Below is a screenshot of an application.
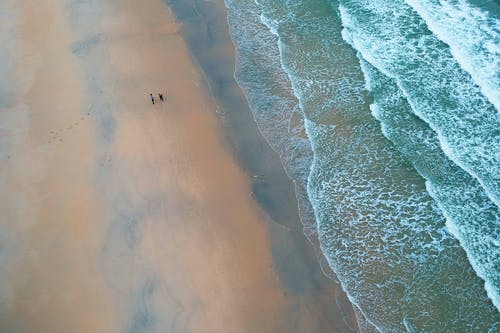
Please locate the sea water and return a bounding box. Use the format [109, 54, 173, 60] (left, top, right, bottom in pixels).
[224, 0, 500, 331]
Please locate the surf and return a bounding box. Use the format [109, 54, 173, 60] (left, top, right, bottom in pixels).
[338, 0, 500, 208]
[403, 0, 500, 112]
[224, 0, 500, 330]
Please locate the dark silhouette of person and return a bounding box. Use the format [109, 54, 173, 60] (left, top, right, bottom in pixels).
[159, 93, 164, 102]
[150, 93, 155, 105]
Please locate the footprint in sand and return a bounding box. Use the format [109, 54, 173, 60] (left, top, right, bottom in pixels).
[48, 113, 91, 144]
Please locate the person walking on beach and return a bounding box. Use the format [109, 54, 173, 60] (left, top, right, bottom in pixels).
[150, 93, 155, 105]
[159, 93, 164, 102]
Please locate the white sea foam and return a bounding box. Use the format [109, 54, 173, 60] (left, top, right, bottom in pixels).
[338, 0, 500, 208]
[403, 0, 500, 112]
[225, 0, 330, 276]
[226, 0, 500, 330]
[265, 1, 500, 329]
[358, 44, 500, 321]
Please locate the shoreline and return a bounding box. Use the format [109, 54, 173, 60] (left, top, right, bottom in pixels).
[1, 0, 357, 331]
[165, 0, 358, 331]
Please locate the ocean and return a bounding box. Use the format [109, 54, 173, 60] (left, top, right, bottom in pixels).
[224, 0, 500, 332]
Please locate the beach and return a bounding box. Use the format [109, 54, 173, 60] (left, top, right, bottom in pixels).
[0, 0, 355, 332]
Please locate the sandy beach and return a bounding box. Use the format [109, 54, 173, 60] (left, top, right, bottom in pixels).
[0, 0, 355, 332]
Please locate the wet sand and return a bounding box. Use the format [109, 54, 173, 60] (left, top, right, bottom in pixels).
[167, 0, 358, 331]
[0, 0, 355, 332]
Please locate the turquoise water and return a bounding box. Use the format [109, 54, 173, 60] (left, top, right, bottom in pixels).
[224, 0, 500, 331]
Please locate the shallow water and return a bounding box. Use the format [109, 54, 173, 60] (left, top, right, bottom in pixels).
[224, 0, 500, 331]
